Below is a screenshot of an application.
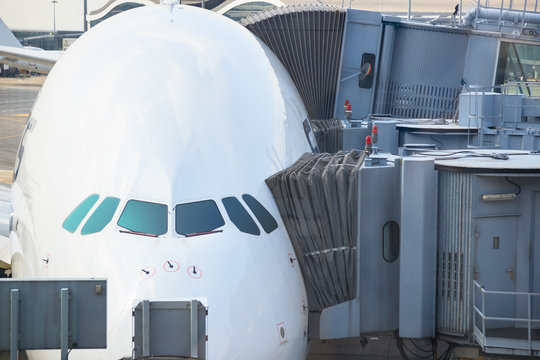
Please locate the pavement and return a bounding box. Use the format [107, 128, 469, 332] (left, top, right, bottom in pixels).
[0, 76, 46, 88]
[0, 76, 44, 184]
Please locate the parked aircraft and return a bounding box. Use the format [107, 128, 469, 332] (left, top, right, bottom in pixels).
[0, 19, 59, 74]
[9, 2, 314, 359]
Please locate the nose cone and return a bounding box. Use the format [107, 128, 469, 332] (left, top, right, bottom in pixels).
[22, 4, 310, 201]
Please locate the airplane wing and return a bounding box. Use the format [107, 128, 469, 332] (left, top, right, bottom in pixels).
[0, 45, 60, 67]
[0, 18, 61, 74]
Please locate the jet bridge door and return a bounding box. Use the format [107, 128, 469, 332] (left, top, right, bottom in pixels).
[475, 216, 517, 328]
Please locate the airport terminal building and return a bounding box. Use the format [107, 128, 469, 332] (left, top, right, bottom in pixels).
[0, 0, 282, 50]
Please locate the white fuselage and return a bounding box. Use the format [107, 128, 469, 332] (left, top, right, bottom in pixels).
[10, 5, 312, 359]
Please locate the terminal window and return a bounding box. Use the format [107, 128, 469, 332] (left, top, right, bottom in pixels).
[496, 42, 540, 95]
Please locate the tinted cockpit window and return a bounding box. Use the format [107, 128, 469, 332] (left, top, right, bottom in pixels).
[117, 200, 167, 236]
[175, 200, 225, 236]
[242, 194, 278, 234]
[222, 197, 260, 236]
[81, 197, 121, 235]
[63, 194, 99, 233]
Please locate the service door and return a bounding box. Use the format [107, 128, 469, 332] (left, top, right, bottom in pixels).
[475, 216, 517, 328]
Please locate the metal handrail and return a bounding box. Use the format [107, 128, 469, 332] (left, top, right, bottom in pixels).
[472, 0, 540, 29]
[464, 85, 504, 148]
[463, 82, 540, 148]
[473, 280, 540, 355]
[503, 81, 540, 97]
[480, 0, 540, 14]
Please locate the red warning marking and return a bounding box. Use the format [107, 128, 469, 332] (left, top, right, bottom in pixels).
[163, 260, 180, 273]
[187, 265, 202, 279]
[141, 266, 156, 279]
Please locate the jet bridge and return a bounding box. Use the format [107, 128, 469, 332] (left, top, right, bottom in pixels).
[267, 149, 540, 357]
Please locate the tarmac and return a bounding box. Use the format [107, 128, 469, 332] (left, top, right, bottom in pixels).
[0, 76, 44, 185]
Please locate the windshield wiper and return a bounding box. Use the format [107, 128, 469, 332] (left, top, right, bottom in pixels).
[119, 226, 158, 238]
[185, 229, 223, 237]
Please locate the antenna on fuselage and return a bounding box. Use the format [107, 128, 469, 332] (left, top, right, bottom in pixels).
[160, 0, 180, 13]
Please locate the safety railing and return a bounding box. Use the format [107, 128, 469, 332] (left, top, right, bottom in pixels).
[467, 0, 540, 30]
[464, 85, 504, 148]
[503, 81, 540, 97]
[473, 280, 540, 356]
[462, 82, 540, 147]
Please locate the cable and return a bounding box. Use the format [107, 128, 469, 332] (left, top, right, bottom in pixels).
[393, 330, 410, 360]
[409, 339, 433, 353]
[402, 341, 434, 359]
[416, 150, 485, 157]
[437, 343, 455, 360]
[505, 176, 521, 195]
[429, 134, 443, 149]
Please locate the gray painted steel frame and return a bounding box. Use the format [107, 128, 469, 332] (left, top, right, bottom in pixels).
[0, 279, 107, 357]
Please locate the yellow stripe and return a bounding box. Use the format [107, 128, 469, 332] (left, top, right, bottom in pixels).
[0, 117, 25, 123]
[0, 134, 21, 139]
[0, 114, 28, 118]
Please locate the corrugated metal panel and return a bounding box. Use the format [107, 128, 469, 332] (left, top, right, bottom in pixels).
[437, 171, 474, 335]
[242, 5, 346, 120]
[375, 26, 469, 119]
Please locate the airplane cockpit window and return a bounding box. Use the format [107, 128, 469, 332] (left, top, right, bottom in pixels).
[81, 197, 121, 235]
[117, 199, 168, 237]
[241, 194, 278, 234]
[63, 194, 100, 233]
[222, 197, 261, 236]
[175, 200, 225, 236]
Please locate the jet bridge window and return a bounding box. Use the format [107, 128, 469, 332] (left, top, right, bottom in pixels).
[495, 42, 540, 95]
[382, 221, 400, 263]
[118, 200, 168, 236]
[175, 200, 225, 236]
[63, 194, 100, 233]
[242, 194, 278, 234]
[222, 197, 260, 236]
[222, 2, 277, 22]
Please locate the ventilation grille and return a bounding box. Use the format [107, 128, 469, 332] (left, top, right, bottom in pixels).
[242, 5, 346, 120]
[437, 171, 474, 335]
[375, 81, 461, 119]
